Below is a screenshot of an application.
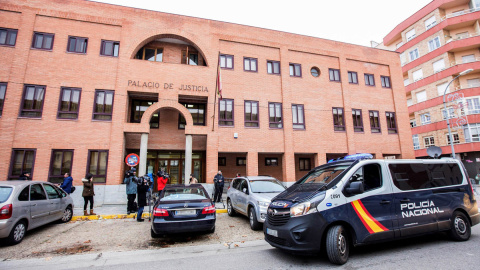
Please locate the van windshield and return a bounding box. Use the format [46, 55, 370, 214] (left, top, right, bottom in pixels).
[298, 165, 351, 185]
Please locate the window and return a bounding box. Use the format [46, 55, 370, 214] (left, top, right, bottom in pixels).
[409, 48, 419, 61]
[48, 150, 73, 183]
[412, 69, 423, 82]
[381, 76, 391, 88]
[428, 37, 441, 51]
[329, 69, 341, 82]
[446, 133, 460, 145]
[404, 78, 410, 86]
[400, 53, 407, 65]
[31, 32, 54, 50]
[364, 74, 375, 86]
[218, 157, 226, 166]
[410, 119, 417, 128]
[424, 136, 435, 147]
[396, 41, 404, 49]
[310, 67, 320, 77]
[442, 107, 456, 119]
[244, 57, 257, 72]
[0, 28, 17, 46]
[244, 100, 259, 127]
[407, 98, 413, 106]
[352, 109, 363, 132]
[0, 82, 6, 117]
[93, 90, 114, 121]
[44, 184, 61, 199]
[289, 63, 301, 77]
[456, 31, 469, 39]
[351, 164, 382, 192]
[406, 29, 416, 41]
[389, 163, 462, 191]
[413, 134, 420, 150]
[466, 97, 480, 114]
[236, 157, 246, 166]
[299, 158, 311, 171]
[425, 16, 437, 30]
[57, 87, 81, 119]
[179, 103, 206, 129]
[219, 99, 234, 126]
[292, 104, 305, 129]
[220, 54, 234, 69]
[18, 186, 29, 201]
[464, 123, 480, 142]
[131, 100, 160, 128]
[265, 158, 278, 166]
[9, 149, 36, 180]
[437, 82, 449, 96]
[30, 184, 46, 201]
[467, 78, 480, 88]
[420, 113, 431, 125]
[100, 40, 119, 57]
[20, 85, 46, 118]
[432, 59, 445, 73]
[267, 60, 280, 74]
[67, 36, 88, 53]
[348, 71, 358, 84]
[369, 110, 381, 133]
[462, 54, 476, 63]
[332, 107, 345, 131]
[386, 112, 397, 134]
[87, 150, 108, 183]
[136, 47, 163, 62]
[269, 102, 283, 128]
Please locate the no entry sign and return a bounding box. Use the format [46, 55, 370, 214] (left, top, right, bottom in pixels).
[125, 153, 140, 167]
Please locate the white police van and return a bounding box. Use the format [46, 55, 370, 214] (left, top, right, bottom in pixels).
[264, 154, 479, 265]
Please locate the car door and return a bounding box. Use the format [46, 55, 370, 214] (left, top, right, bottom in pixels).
[43, 183, 63, 221]
[29, 183, 51, 228]
[229, 179, 239, 210]
[344, 162, 395, 243]
[237, 180, 249, 214]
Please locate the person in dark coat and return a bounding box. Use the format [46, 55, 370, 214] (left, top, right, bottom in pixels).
[60, 173, 73, 194]
[213, 170, 225, 203]
[124, 168, 138, 214]
[82, 173, 95, 216]
[19, 172, 31, 180]
[136, 176, 149, 222]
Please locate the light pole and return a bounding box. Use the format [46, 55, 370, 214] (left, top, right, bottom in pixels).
[443, 69, 474, 158]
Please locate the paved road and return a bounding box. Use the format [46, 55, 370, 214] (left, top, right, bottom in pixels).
[2, 225, 480, 269]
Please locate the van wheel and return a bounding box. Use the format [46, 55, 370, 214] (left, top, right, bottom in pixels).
[8, 220, 27, 245]
[448, 211, 471, 241]
[227, 199, 236, 217]
[249, 207, 262, 231]
[326, 225, 349, 265]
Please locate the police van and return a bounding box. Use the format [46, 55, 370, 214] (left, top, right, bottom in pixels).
[264, 155, 479, 265]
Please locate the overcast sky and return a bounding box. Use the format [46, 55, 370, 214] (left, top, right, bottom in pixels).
[92, 0, 432, 47]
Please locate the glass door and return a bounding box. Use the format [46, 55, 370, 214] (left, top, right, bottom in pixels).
[169, 160, 180, 184]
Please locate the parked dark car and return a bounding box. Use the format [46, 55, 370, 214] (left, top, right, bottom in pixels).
[151, 184, 215, 237]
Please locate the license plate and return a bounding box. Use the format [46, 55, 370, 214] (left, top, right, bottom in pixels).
[176, 210, 196, 216]
[266, 228, 278, 237]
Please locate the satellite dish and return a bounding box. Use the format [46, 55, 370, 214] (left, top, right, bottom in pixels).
[427, 146, 442, 159]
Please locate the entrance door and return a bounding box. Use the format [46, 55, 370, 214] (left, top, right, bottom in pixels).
[169, 160, 180, 184]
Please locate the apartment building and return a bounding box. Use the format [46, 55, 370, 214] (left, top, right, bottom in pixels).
[0, 0, 414, 201]
[378, 0, 480, 176]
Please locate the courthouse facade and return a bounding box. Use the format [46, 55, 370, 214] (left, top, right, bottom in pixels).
[0, 0, 414, 188]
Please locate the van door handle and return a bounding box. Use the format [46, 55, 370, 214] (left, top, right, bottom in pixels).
[380, 200, 391, 204]
[400, 199, 410, 203]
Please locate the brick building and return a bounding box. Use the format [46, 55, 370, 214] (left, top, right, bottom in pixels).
[0, 0, 414, 194]
[378, 0, 480, 177]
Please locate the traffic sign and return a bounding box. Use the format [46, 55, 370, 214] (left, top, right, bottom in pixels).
[125, 153, 140, 167]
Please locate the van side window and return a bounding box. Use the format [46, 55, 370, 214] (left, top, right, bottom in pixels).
[351, 164, 382, 192]
[389, 163, 462, 190]
[426, 163, 462, 187]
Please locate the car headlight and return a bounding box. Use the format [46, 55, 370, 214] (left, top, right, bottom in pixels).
[290, 193, 326, 217]
[258, 201, 270, 207]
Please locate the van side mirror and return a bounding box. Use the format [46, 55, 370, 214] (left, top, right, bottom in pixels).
[345, 181, 364, 195]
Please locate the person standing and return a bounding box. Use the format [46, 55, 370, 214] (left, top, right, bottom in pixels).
[213, 171, 224, 203]
[136, 176, 149, 222]
[156, 170, 168, 196]
[19, 172, 31, 180]
[60, 173, 73, 194]
[82, 173, 96, 216]
[189, 174, 198, 184]
[124, 168, 138, 214]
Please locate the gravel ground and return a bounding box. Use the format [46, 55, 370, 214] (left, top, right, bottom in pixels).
[0, 213, 263, 260]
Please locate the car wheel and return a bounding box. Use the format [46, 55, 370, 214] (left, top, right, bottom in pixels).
[227, 199, 236, 217]
[60, 207, 73, 223]
[249, 207, 262, 231]
[8, 220, 27, 245]
[326, 225, 349, 265]
[151, 228, 161, 238]
[448, 211, 471, 241]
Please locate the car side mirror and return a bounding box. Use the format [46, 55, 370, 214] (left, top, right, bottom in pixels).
[345, 181, 364, 195]
[242, 188, 249, 194]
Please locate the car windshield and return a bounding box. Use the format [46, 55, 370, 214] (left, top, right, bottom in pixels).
[250, 180, 286, 193]
[0, 187, 13, 203]
[298, 164, 351, 185]
[160, 187, 208, 201]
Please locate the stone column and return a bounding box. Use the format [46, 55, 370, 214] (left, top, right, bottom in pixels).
[139, 133, 149, 176]
[185, 134, 193, 185]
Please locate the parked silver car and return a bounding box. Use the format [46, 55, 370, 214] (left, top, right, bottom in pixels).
[0, 181, 74, 245]
[226, 176, 286, 230]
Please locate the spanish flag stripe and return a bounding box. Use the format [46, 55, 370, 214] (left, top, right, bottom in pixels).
[351, 201, 374, 234]
[356, 199, 389, 231]
[351, 200, 387, 233]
